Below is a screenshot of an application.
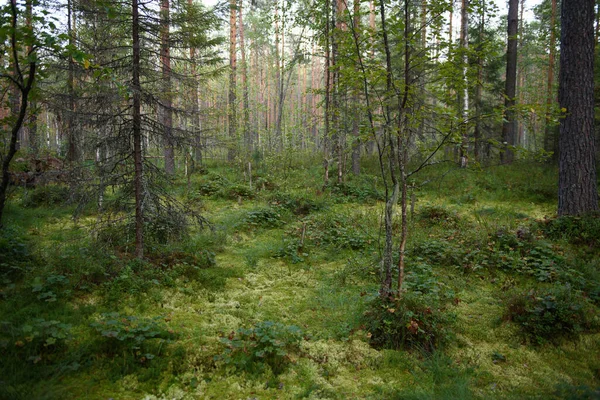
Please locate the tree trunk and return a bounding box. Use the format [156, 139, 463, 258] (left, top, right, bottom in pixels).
[132, 0, 145, 257]
[67, 0, 77, 164]
[459, 0, 469, 168]
[238, 2, 251, 153]
[502, 0, 518, 163]
[558, 0, 599, 215]
[189, 0, 202, 166]
[351, 0, 361, 176]
[228, 0, 237, 161]
[161, 0, 175, 175]
[544, 0, 558, 158]
[0, 1, 36, 228]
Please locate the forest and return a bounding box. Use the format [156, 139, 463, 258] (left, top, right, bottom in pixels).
[0, 0, 599, 398]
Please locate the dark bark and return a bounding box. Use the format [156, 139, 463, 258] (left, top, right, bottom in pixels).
[0, 0, 36, 228]
[543, 0, 558, 158]
[502, 0, 518, 163]
[161, 0, 175, 175]
[558, 0, 599, 215]
[132, 0, 144, 257]
[228, 0, 237, 161]
[238, 2, 251, 152]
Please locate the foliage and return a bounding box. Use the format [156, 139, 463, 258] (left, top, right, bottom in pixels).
[538, 213, 600, 248]
[90, 312, 175, 361]
[243, 207, 284, 228]
[504, 285, 599, 344]
[298, 211, 374, 251]
[362, 293, 456, 352]
[0, 318, 72, 363]
[217, 320, 303, 375]
[330, 180, 384, 203]
[269, 191, 326, 216]
[21, 185, 70, 208]
[417, 205, 460, 227]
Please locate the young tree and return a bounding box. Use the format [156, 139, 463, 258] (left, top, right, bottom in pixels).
[502, 0, 518, 163]
[557, 0, 599, 215]
[0, 0, 37, 227]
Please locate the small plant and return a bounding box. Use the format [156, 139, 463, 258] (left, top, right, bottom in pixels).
[90, 312, 175, 361]
[270, 192, 325, 216]
[362, 293, 456, 352]
[244, 207, 284, 228]
[0, 318, 72, 364]
[217, 320, 303, 375]
[538, 213, 600, 248]
[417, 205, 460, 227]
[222, 183, 254, 200]
[21, 185, 70, 208]
[31, 274, 70, 302]
[504, 286, 598, 345]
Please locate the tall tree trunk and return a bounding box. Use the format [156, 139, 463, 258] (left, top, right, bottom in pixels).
[474, 2, 484, 162]
[228, 0, 237, 161]
[459, 0, 469, 168]
[26, 0, 37, 156]
[351, 0, 361, 176]
[544, 0, 558, 158]
[67, 0, 77, 164]
[558, 0, 599, 215]
[335, 0, 346, 184]
[0, 0, 36, 228]
[161, 0, 175, 175]
[502, 0, 518, 163]
[189, 0, 202, 166]
[238, 1, 251, 153]
[324, 0, 331, 185]
[132, 0, 144, 257]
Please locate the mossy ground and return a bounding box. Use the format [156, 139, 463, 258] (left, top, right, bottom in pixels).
[0, 158, 598, 399]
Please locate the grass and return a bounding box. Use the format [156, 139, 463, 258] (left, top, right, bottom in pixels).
[0, 160, 599, 399]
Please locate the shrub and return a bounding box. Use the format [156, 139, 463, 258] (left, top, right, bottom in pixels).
[362, 293, 456, 352]
[217, 320, 303, 375]
[504, 286, 598, 345]
[244, 207, 284, 228]
[0, 318, 72, 364]
[90, 312, 176, 361]
[330, 181, 383, 203]
[538, 213, 600, 248]
[21, 185, 70, 208]
[417, 205, 460, 227]
[221, 183, 254, 200]
[270, 192, 325, 216]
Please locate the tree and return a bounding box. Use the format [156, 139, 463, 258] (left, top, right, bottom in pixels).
[0, 0, 37, 227]
[557, 0, 599, 215]
[502, 0, 518, 163]
[228, 0, 237, 161]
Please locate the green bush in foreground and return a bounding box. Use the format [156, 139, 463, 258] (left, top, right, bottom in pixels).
[504, 285, 598, 345]
[363, 293, 456, 353]
[217, 320, 303, 375]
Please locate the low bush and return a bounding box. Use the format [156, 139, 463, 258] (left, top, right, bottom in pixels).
[90, 312, 176, 362]
[362, 293, 456, 352]
[0, 318, 72, 364]
[269, 192, 325, 216]
[244, 207, 285, 228]
[21, 185, 70, 208]
[538, 213, 600, 248]
[504, 285, 598, 345]
[217, 320, 303, 375]
[417, 205, 460, 227]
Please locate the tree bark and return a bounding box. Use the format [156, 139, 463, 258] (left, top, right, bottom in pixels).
[161, 0, 175, 175]
[0, 0, 36, 228]
[459, 0, 469, 168]
[502, 0, 518, 163]
[558, 0, 599, 215]
[238, 1, 251, 153]
[132, 0, 144, 257]
[543, 0, 558, 157]
[228, 0, 237, 161]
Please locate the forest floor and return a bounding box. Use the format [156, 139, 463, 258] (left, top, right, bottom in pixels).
[1, 156, 599, 399]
